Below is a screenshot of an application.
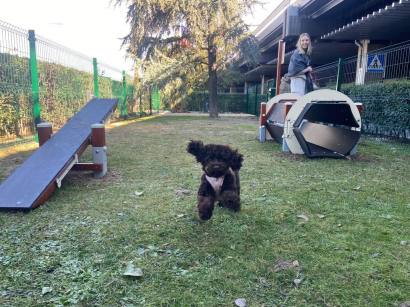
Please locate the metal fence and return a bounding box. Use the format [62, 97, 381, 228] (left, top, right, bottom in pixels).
[0, 19, 136, 147]
[185, 92, 248, 113]
[185, 85, 273, 116]
[0, 21, 32, 145]
[313, 41, 410, 140]
[315, 40, 410, 89]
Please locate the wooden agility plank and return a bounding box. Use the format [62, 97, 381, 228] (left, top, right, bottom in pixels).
[0, 98, 117, 210]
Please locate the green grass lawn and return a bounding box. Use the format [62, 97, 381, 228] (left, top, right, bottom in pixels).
[0, 114, 409, 306]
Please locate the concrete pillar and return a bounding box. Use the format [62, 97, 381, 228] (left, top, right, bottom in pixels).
[261, 74, 265, 94]
[355, 39, 370, 85]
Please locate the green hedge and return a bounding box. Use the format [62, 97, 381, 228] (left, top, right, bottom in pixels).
[0, 53, 32, 139]
[342, 80, 410, 139]
[0, 52, 135, 141]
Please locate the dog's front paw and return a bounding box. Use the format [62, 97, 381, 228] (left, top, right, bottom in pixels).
[198, 209, 213, 220]
[197, 196, 215, 220]
[219, 190, 240, 212]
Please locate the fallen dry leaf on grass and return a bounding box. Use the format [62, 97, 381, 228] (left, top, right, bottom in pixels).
[274, 259, 300, 272]
[234, 298, 247, 307]
[134, 191, 144, 197]
[297, 214, 309, 222]
[175, 188, 191, 197]
[123, 263, 143, 278]
[293, 278, 303, 287]
[41, 287, 52, 295]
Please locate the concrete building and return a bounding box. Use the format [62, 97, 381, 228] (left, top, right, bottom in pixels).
[241, 0, 410, 94]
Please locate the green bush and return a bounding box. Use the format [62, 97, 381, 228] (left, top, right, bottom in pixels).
[0, 52, 135, 140]
[0, 53, 32, 138]
[342, 80, 410, 139]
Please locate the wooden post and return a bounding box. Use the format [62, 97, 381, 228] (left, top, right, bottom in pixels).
[91, 123, 107, 178]
[355, 103, 364, 114]
[276, 40, 285, 96]
[260, 103, 267, 126]
[258, 102, 267, 143]
[37, 122, 52, 146]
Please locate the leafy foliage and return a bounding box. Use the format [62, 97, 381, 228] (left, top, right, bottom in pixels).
[342, 80, 410, 138]
[0, 53, 32, 139]
[117, 0, 261, 116]
[0, 52, 135, 141]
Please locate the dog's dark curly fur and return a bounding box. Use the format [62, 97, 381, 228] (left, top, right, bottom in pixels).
[187, 140, 243, 220]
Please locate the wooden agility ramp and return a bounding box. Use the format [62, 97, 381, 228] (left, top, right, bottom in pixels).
[0, 98, 117, 210]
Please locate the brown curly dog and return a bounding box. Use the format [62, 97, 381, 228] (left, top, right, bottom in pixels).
[187, 140, 243, 220]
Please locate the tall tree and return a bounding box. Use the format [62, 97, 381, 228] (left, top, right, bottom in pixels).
[116, 0, 260, 117]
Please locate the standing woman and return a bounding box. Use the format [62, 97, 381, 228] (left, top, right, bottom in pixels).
[287, 33, 314, 96]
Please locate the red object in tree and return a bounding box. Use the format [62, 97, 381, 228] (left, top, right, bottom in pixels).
[180, 38, 191, 48]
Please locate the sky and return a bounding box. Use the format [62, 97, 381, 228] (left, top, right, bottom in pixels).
[1, 0, 282, 76]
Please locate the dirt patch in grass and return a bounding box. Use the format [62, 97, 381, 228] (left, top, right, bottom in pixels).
[272, 151, 307, 161]
[64, 168, 123, 186]
[348, 153, 380, 163]
[0, 150, 35, 180]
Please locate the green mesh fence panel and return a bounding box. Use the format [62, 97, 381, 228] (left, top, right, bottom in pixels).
[99, 64, 134, 117]
[246, 84, 269, 116]
[185, 91, 248, 113]
[0, 21, 34, 145]
[0, 19, 136, 148]
[35, 35, 94, 129]
[151, 86, 161, 112]
[126, 84, 136, 113]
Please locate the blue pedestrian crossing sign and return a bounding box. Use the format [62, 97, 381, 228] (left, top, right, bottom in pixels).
[367, 54, 385, 72]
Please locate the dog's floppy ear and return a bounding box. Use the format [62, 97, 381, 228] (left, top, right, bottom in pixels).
[229, 150, 243, 171]
[187, 140, 205, 163]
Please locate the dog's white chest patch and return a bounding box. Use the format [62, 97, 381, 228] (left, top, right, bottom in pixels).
[205, 175, 224, 195]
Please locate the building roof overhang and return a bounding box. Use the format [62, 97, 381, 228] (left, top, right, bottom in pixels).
[244, 64, 276, 81]
[321, 0, 410, 41]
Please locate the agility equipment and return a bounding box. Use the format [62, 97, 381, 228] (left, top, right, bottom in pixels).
[259, 93, 298, 144]
[0, 98, 117, 210]
[259, 89, 363, 158]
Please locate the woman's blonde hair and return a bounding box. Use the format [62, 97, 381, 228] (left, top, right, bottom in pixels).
[296, 33, 312, 55]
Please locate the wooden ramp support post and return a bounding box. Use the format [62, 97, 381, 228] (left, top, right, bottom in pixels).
[259, 103, 267, 143]
[91, 123, 107, 178]
[37, 122, 53, 146]
[282, 102, 293, 153]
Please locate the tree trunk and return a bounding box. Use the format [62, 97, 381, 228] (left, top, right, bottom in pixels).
[208, 39, 218, 118]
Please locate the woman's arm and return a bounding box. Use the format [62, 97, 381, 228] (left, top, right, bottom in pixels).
[301, 66, 313, 74]
[288, 51, 312, 77]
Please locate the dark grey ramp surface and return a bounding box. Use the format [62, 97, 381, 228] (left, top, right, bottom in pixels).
[0, 98, 117, 209]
